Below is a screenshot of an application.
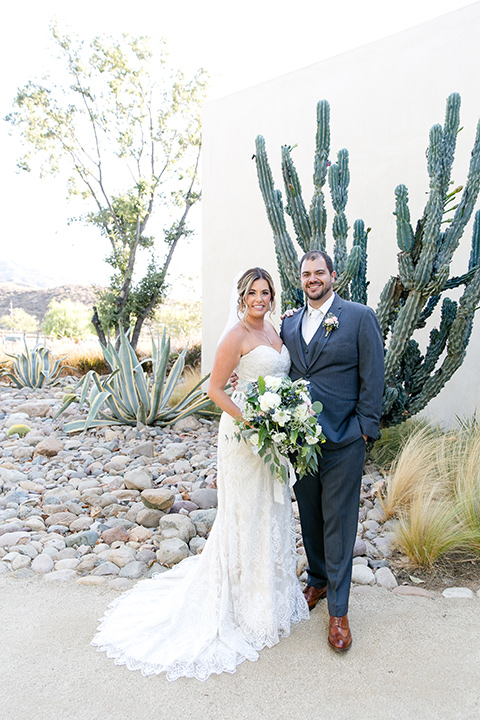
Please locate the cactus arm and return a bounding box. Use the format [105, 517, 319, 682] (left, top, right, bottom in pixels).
[469, 209, 480, 270]
[309, 100, 330, 249]
[375, 276, 401, 341]
[408, 268, 480, 416]
[333, 245, 362, 296]
[350, 219, 368, 305]
[408, 297, 457, 396]
[437, 119, 480, 267]
[255, 135, 302, 308]
[329, 148, 350, 276]
[281, 145, 311, 252]
[414, 125, 445, 287]
[394, 185, 415, 253]
[384, 291, 425, 385]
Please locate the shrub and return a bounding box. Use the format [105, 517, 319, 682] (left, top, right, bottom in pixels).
[0, 308, 37, 333]
[42, 299, 94, 339]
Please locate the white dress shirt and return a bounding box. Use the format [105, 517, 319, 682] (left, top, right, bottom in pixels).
[302, 293, 335, 345]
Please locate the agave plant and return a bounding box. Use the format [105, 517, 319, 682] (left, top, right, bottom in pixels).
[56, 329, 212, 431]
[2, 338, 64, 388]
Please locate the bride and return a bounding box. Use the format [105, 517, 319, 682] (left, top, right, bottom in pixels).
[92, 267, 309, 680]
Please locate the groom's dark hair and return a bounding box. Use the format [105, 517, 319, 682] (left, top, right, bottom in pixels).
[299, 250, 334, 275]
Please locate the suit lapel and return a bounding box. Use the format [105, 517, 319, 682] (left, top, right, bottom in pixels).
[293, 305, 308, 370]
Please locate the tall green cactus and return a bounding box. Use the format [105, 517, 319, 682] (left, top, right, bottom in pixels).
[255, 94, 480, 427]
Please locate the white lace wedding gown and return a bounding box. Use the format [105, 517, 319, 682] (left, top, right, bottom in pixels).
[92, 344, 309, 681]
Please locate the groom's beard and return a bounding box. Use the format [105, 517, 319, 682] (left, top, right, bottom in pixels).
[305, 280, 333, 303]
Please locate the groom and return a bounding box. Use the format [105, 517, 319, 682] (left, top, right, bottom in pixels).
[281, 250, 384, 652]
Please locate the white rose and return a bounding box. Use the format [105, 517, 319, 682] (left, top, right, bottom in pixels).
[271, 431, 287, 444]
[264, 375, 282, 391]
[293, 403, 310, 422]
[272, 408, 291, 426]
[259, 391, 282, 412]
[305, 434, 319, 445]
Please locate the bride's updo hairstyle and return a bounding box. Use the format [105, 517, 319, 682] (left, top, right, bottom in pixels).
[237, 267, 276, 320]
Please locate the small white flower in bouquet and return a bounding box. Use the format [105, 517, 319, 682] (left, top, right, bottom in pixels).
[235, 374, 326, 483]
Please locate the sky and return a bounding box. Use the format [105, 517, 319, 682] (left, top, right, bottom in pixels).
[0, 0, 476, 295]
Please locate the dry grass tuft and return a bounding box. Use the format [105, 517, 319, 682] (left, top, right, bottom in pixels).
[168, 367, 205, 408]
[380, 426, 443, 519]
[383, 422, 480, 568]
[393, 483, 468, 567]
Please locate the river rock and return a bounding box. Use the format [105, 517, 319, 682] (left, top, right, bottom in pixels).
[91, 562, 119, 576]
[189, 488, 218, 509]
[109, 547, 137, 568]
[189, 508, 217, 532]
[33, 437, 64, 457]
[156, 538, 190, 566]
[123, 469, 153, 491]
[65, 530, 99, 548]
[141, 488, 175, 511]
[0, 531, 31, 548]
[173, 416, 201, 432]
[128, 526, 154, 543]
[375, 566, 398, 589]
[100, 526, 130, 544]
[442, 587, 475, 599]
[45, 512, 77, 528]
[136, 508, 163, 527]
[158, 442, 189, 463]
[15, 400, 53, 418]
[160, 514, 196, 543]
[118, 560, 147, 579]
[392, 586, 435, 599]
[352, 564, 375, 585]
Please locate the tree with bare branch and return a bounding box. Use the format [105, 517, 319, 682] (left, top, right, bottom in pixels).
[6, 24, 207, 348]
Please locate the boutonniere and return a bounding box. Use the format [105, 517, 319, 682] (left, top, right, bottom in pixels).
[323, 313, 339, 337]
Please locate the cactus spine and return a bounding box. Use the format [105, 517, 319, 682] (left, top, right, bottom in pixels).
[256, 93, 480, 427]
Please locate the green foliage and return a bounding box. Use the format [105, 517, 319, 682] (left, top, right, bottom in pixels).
[2, 338, 64, 388]
[256, 94, 480, 427]
[7, 424, 31, 438]
[6, 24, 208, 349]
[153, 298, 201, 343]
[0, 308, 38, 333]
[55, 329, 211, 431]
[42, 299, 94, 339]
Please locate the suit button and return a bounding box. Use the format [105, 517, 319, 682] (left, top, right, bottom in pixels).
[305, 373, 310, 378]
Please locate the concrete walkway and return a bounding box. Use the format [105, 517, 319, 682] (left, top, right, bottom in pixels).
[1, 576, 479, 720]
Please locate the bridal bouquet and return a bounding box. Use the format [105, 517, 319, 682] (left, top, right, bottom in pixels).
[235, 375, 326, 483]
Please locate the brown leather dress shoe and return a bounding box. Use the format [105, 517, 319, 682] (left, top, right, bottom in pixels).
[328, 614, 352, 652]
[303, 585, 327, 610]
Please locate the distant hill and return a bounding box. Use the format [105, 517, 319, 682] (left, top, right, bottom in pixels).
[0, 283, 99, 324]
[0, 260, 65, 289]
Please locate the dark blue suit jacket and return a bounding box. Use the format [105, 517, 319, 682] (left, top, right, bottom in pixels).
[281, 294, 384, 450]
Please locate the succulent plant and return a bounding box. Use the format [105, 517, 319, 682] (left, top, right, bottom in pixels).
[55, 329, 212, 431]
[2, 337, 64, 388]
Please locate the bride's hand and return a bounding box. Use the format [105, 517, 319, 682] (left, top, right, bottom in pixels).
[280, 307, 301, 320]
[229, 371, 239, 390]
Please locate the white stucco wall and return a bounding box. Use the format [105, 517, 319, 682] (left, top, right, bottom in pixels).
[202, 2, 480, 426]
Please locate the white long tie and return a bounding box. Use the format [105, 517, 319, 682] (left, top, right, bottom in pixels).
[303, 307, 324, 345]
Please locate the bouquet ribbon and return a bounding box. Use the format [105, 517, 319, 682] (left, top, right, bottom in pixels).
[273, 458, 297, 505]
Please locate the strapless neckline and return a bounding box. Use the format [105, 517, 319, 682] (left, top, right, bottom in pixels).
[241, 344, 287, 359]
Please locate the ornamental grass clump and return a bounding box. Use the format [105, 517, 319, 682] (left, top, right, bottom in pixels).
[394, 482, 468, 567]
[381, 421, 480, 567]
[380, 426, 443, 520]
[55, 329, 211, 431]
